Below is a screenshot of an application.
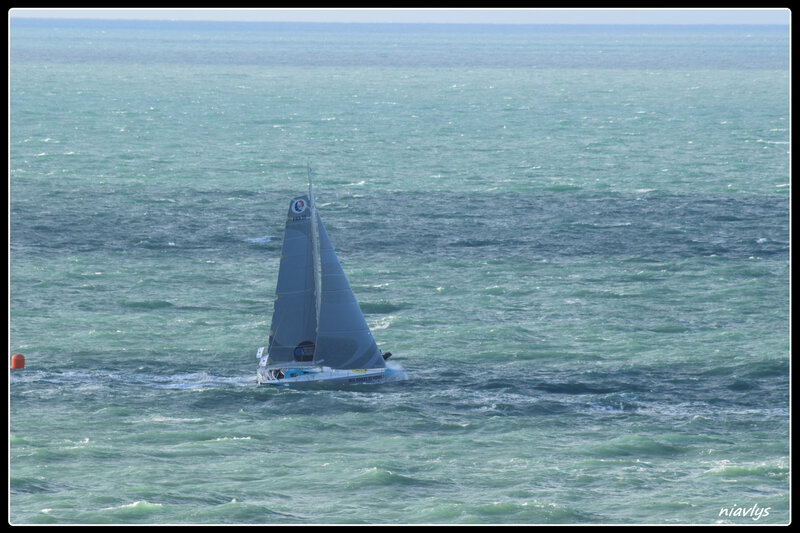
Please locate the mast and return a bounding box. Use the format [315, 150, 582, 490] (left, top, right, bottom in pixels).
[308, 163, 323, 346]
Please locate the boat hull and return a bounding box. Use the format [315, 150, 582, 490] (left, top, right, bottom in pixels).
[257, 365, 407, 386]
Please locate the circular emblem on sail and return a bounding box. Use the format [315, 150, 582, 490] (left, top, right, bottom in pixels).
[291, 199, 307, 214]
[293, 341, 315, 362]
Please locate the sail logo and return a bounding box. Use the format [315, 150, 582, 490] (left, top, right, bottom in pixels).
[291, 199, 307, 214]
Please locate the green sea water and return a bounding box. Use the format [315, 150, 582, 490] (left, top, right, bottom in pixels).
[9, 19, 790, 524]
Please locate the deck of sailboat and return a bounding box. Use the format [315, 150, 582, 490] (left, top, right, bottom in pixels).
[261, 361, 322, 370]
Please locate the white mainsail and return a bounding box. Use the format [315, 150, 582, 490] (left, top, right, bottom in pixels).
[266, 194, 317, 364]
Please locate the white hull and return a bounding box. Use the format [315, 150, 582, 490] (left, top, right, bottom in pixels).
[257, 365, 406, 386]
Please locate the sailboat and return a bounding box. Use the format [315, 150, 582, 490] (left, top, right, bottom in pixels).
[256, 165, 407, 386]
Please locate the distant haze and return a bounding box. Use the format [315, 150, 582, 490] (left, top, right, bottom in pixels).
[8, 8, 791, 25]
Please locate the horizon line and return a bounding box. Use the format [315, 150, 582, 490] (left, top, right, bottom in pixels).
[9, 16, 791, 27]
[8, 8, 791, 26]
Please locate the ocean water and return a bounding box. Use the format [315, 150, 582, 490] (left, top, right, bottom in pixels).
[9, 19, 790, 524]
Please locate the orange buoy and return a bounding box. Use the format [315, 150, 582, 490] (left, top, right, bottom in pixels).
[11, 353, 25, 369]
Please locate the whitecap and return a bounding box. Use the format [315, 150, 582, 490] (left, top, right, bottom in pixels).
[384, 361, 409, 382]
[142, 416, 204, 423]
[371, 316, 394, 330]
[101, 501, 163, 511]
[245, 235, 273, 243]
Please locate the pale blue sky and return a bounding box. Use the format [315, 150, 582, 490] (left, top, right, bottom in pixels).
[8, 8, 791, 25]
